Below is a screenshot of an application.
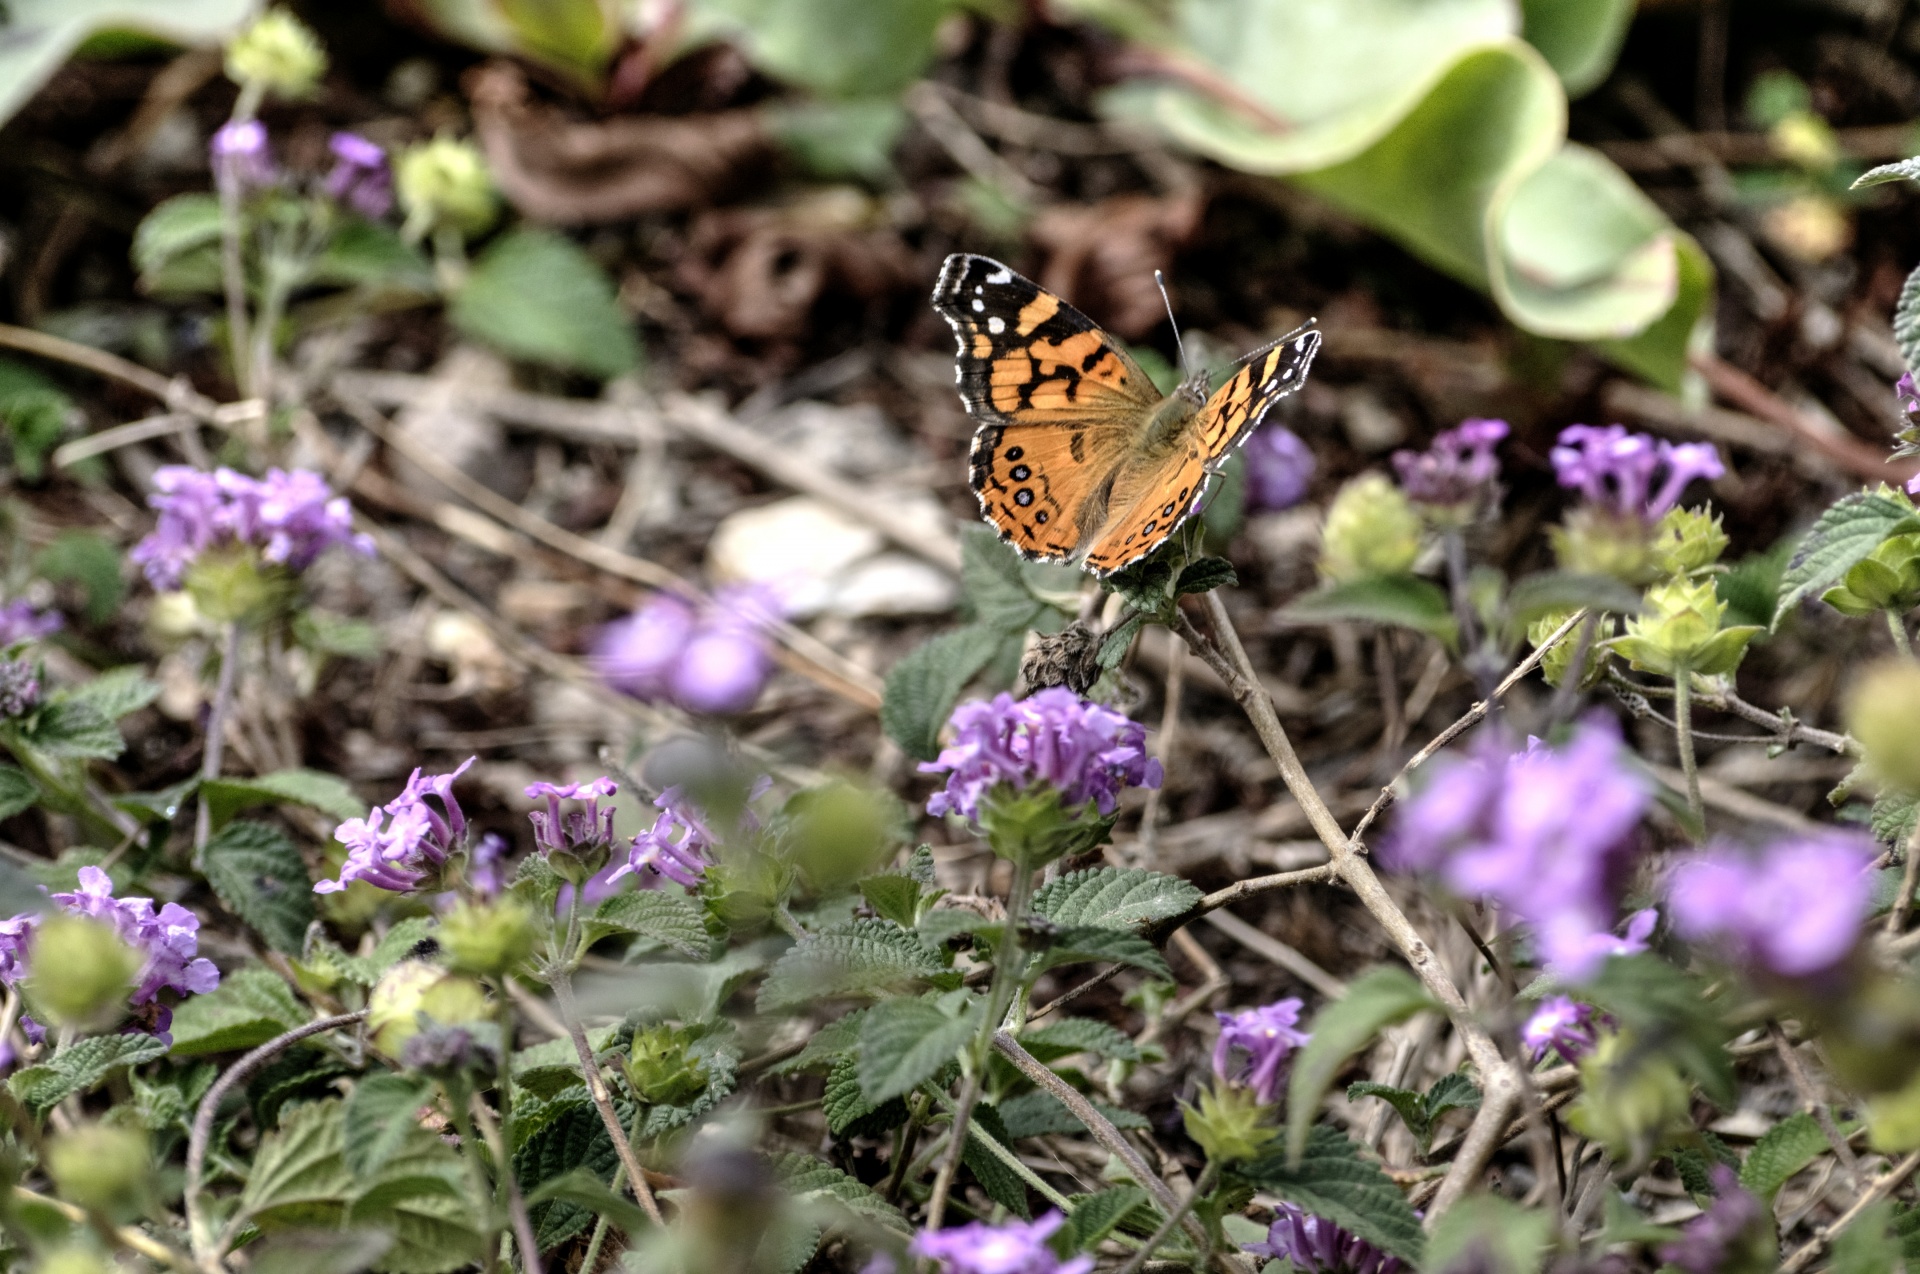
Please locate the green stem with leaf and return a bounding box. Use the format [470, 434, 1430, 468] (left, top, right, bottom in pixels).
[1671, 663, 1704, 834]
[1115, 1160, 1218, 1274]
[1889, 608, 1913, 658]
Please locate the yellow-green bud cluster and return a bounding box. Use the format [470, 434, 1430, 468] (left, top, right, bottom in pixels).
[1529, 610, 1616, 691]
[396, 138, 499, 242]
[1565, 1032, 1692, 1166]
[367, 960, 491, 1058]
[1180, 1080, 1277, 1164]
[1823, 534, 1920, 617]
[1845, 659, 1920, 795]
[624, 1024, 709, 1107]
[28, 915, 139, 1031]
[1651, 505, 1730, 579]
[224, 10, 327, 99]
[438, 897, 538, 978]
[1319, 473, 1421, 583]
[1611, 577, 1760, 678]
[45, 1124, 151, 1220]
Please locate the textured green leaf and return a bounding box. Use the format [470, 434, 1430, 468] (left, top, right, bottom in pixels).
[200, 820, 316, 954]
[36, 531, 124, 625]
[881, 622, 1006, 762]
[240, 1099, 357, 1230]
[1855, 158, 1920, 191]
[314, 917, 438, 989]
[1740, 1112, 1839, 1204]
[1423, 1193, 1552, 1274]
[24, 698, 124, 759]
[857, 995, 980, 1103]
[1424, 1072, 1483, 1120]
[132, 193, 224, 286]
[823, 1055, 910, 1138]
[1236, 1125, 1425, 1264]
[202, 769, 365, 830]
[1775, 490, 1920, 626]
[1504, 571, 1644, 632]
[1287, 968, 1436, 1165]
[996, 1089, 1150, 1140]
[513, 1098, 614, 1248]
[771, 1151, 910, 1234]
[9, 1032, 168, 1112]
[169, 965, 307, 1057]
[450, 229, 639, 378]
[757, 919, 946, 1010]
[1347, 1082, 1433, 1151]
[857, 873, 928, 929]
[1279, 575, 1458, 644]
[61, 667, 160, 721]
[1897, 260, 1920, 376]
[1031, 868, 1201, 932]
[343, 1073, 437, 1177]
[964, 1102, 1030, 1218]
[1176, 556, 1238, 596]
[1025, 926, 1171, 980]
[0, 765, 40, 821]
[522, 1169, 652, 1238]
[1018, 1017, 1145, 1064]
[1832, 1201, 1900, 1274]
[247, 1230, 394, 1274]
[1582, 953, 1734, 1105]
[1061, 1186, 1154, 1252]
[582, 890, 710, 958]
[962, 525, 1057, 633]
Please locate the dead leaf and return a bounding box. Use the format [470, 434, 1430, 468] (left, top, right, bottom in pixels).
[1029, 192, 1206, 340]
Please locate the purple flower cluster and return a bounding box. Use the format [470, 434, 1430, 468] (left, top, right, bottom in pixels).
[607, 782, 758, 890]
[1899, 374, 1920, 495]
[1385, 717, 1654, 981]
[1665, 832, 1875, 979]
[1213, 997, 1311, 1103]
[1244, 425, 1317, 512]
[0, 868, 220, 1039]
[316, 757, 475, 895]
[1658, 1166, 1765, 1274]
[910, 1212, 1091, 1274]
[1245, 1203, 1406, 1274]
[211, 119, 276, 192]
[526, 777, 618, 860]
[0, 600, 60, 648]
[594, 585, 781, 715]
[1521, 995, 1603, 1064]
[0, 661, 38, 718]
[1550, 425, 1724, 522]
[1393, 418, 1508, 509]
[920, 688, 1162, 822]
[131, 466, 372, 590]
[323, 132, 392, 218]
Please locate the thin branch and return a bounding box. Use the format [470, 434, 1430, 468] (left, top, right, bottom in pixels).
[1778, 1151, 1920, 1274]
[15, 1186, 195, 1270]
[1769, 1022, 1860, 1178]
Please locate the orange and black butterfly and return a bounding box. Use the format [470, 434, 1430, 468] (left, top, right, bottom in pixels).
[932, 253, 1321, 575]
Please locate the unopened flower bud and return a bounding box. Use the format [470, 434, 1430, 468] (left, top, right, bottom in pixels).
[1181, 1080, 1277, 1164]
[1611, 578, 1760, 677]
[1566, 1032, 1692, 1167]
[367, 960, 491, 1057]
[439, 897, 538, 977]
[1550, 507, 1658, 584]
[224, 9, 327, 99]
[1529, 610, 1613, 691]
[1651, 505, 1730, 579]
[184, 546, 296, 626]
[1770, 112, 1839, 171]
[45, 1124, 150, 1219]
[0, 660, 39, 718]
[1846, 659, 1920, 794]
[395, 138, 498, 241]
[624, 1024, 708, 1107]
[28, 915, 139, 1031]
[1319, 473, 1421, 582]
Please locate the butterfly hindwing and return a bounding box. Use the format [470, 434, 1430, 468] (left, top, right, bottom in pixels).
[971, 422, 1135, 560]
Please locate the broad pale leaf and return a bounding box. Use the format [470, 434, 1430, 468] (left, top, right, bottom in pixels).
[857, 995, 980, 1102]
[757, 919, 946, 1010]
[200, 820, 316, 954]
[1287, 967, 1436, 1165]
[170, 966, 307, 1056]
[1032, 867, 1202, 932]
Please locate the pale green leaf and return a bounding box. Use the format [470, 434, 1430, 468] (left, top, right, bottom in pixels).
[582, 890, 710, 958]
[199, 820, 316, 954]
[343, 1073, 437, 1177]
[1740, 1112, 1842, 1204]
[757, 919, 946, 1010]
[9, 1032, 168, 1112]
[882, 622, 1007, 762]
[1236, 1124, 1425, 1263]
[202, 769, 366, 829]
[0, 765, 40, 821]
[169, 966, 307, 1057]
[1279, 575, 1458, 645]
[1775, 490, 1920, 626]
[1031, 867, 1201, 932]
[856, 995, 980, 1103]
[450, 229, 638, 379]
[1287, 967, 1437, 1165]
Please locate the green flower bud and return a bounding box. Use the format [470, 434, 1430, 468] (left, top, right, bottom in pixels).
[624, 1024, 709, 1107]
[396, 138, 498, 241]
[184, 545, 297, 626]
[438, 897, 538, 978]
[1549, 507, 1658, 585]
[1319, 473, 1421, 582]
[224, 9, 327, 99]
[45, 1124, 150, 1220]
[977, 784, 1117, 868]
[1822, 534, 1920, 617]
[1610, 577, 1761, 677]
[1846, 659, 1920, 795]
[1651, 505, 1730, 579]
[1529, 610, 1614, 691]
[28, 915, 138, 1032]
[1565, 1032, 1692, 1167]
[1180, 1080, 1277, 1164]
[1770, 112, 1839, 172]
[367, 960, 491, 1057]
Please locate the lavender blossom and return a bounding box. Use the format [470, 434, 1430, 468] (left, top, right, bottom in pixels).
[0, 661, 38, 718]
[210, 119, 276, 191]
[1521, 995, 1603, 1064]
[1213, 998, 1311, 1103]
[1550, 425, 1723, 522]
[52, 868, 220, 1011]
[468, 831, 508, 898]
[1246, 1203, 1406, 1274]
[315, 757, 475, 895]
[920, 688, 1162, 822]
[1666, 832, 1875, 979]
[1898, 375, 1920, 496]
[526, 777, 618, 860]
[1385, 718, 1652, 981]
[1658, 1166, 1766, 1274]
[323, 131, 393, 218]
[131, 466, 371, 590]
[610, 787, 721, 889]
[909, 1212, 1092, 1274]
[1393, 418, 1508, 511]
[594, 586, 780, 715]
[1244, 426, 1317, 512]
[0, 600, 60, 648]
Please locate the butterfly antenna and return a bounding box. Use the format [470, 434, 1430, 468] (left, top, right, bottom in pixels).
[1155, 270, 1189, 374]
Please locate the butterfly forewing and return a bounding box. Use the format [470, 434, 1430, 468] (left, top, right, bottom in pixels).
[1196, 328, 1323, 458]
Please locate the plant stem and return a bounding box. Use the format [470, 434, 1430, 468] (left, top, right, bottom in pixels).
[1672, 666, 1704, 835]
[469, 1094, 543, 1274]
[547, 969, 664, 1226]
[1115, 1160, 1217, 1274]
[925, 860, 1034, 1229]
[1545, 611, 1602, 726]
[1889, 608, 1913, 657]
[885, 1092, 931, 1202]
[194, 623, 244, 852]
[445, 1096, 502, 1274]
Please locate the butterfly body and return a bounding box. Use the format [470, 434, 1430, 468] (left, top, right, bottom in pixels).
[932, 253, 1320, 575]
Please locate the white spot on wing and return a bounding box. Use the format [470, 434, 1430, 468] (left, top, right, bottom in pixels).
[986, 267, 1013, 284]
[972, 299, 984, 312]
[1295, 336, 1311, 350]
[988, 316, 1005, 334]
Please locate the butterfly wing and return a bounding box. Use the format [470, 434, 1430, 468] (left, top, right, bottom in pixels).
[1081, 327, 1323, 575]
[933, 254, 1162, 562]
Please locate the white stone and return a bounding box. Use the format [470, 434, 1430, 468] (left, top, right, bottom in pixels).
[707, 496, 886, 617]
[826, 553, 961, 618]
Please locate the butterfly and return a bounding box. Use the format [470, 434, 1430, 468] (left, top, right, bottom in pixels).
[931, 252, 1321, 576]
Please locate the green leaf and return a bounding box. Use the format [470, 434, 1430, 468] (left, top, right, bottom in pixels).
[1346, 1082, 1433, 1152]
[241, 1097, 357, 1229]
[1739, 1112, 1839, 1204]
[1854, 158, 1920, 190]
[823, 1055, 910, 1138]
[1873, 793, 1918, 851]
[310, 221, 435, 293]
[1176, 556, 1239, 596]
[247, 1230, 394, 1274]
[1061, 1186, 1154, 1253]
[1018, 1017, 1145, 1064]
[881, 622, 1007, 762]
[1774, 489, 1920, 627]
[1287, 967, 1437, 1165]
[0, 358, 71, 483]
[1504, 571, 1644, 633]
[764, 1009, 866, 1078]
[1423, 1193, 1552, 1274]
[1025, 926, 1171, 980]
[0, 765, 40, 821]
[169, 965, 307, 1056]
[581, 890, 710, 958]
[687, 0, 949, 98]
[758, 919, 947, 1010]
[343, 1073, 437, 1177]
[199, 820, 317, 954]
[996, 1089, 1150, 1139]
[9, 1032, 168, 1112]
[132, 192, 225, 288]
[1425, 1071, 1483, 1119]
[36, 531, 124, 625]
[61, 666, 160, 722]
[1581, 953, 1734, 1106]
[771, 1151, 911, 1234]
[1031, 868, 1202, 931]
[1236, 1125, 1425, 1264]
[1279, 575, 1458, 645]
[963, 1102, 1030, 1218]
[1718, 539, 1795, 630]
[522, 1169, 653, 1238]
[857, 995, 981, 1103]
[764, 98, 906, 183]
[1833, 1201, 1901, 1274]
[1519, 0, 1632, 96]
[1897, 260, 1920, 377]
[857, 872, 929, 929]
[449, 228, 639, 379]
[202, 769, 366, 830]
[24, 698, 124, 759]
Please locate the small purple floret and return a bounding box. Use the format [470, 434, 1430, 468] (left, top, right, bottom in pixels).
[1213, 997, 1310, 1103]
[1550, 425, 1723, 522]
[0, 600, 60, 648]
[1521, 995, 1603, 1064]
[1392, 418, 1508, 509]
[595, 585, 781, 715]
[909, 1211, 1092, 1274]
[1658, 1166, 1765, 1274]
[526, 776, 618, 861]
[1244, 426, 1317, 512]
[919, 687, 1162, 822]
[1666, 831, 1875, 979]
[210, 120, 275, 191]
[1245, 1203, 1407, 1274]
[316, 757, 475, 895]
[323, 131, 392, 218]
[131, 466, 372, 590]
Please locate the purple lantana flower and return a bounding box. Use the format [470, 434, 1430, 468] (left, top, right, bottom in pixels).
[0, 600, 60, 648]
[1665, 831, 1875, 979]
[608, 781, 767, 890]
[210, 119, 275, 191]
[1244, 426, 1317, 512]
[1521, 995, 1603, 1064]
[131, 466, 372, 590]
[920, 688, 1162, 823]
[0, 661, 38, 718]
[526, 777, 618, 860]
[1550, 425, 1723, 522]
[1393, 418, 1508, 512]
[909, 1212, 1091, 1274]
[1213, 998, 1311, 1103]
[595, 585, 781, 715]
[1246, 1203, 1406, 1274]
[1385, 717, 1652, 981]
[323, 131, 392, 218]
[316, 757, 475, 894]
[1658, 1166, 1767, 1274]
